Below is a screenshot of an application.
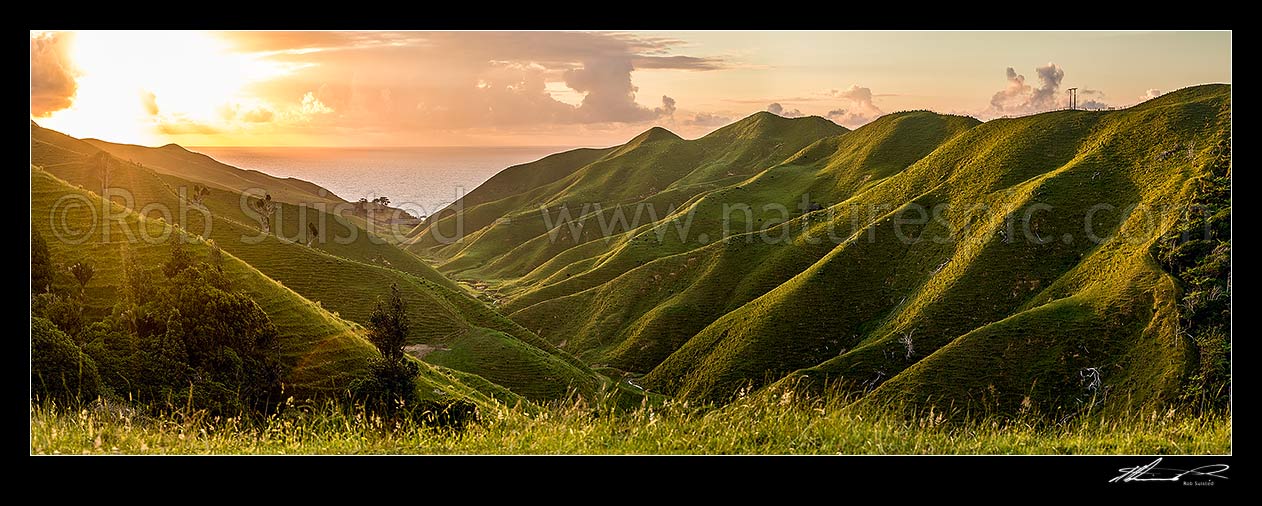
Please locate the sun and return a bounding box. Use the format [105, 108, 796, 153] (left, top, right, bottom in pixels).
[33, 31, 289, 145]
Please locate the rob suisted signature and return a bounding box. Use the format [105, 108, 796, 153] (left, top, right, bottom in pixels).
[1110, 458, 1229, 484]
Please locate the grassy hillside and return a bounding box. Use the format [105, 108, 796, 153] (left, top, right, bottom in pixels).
[30, 166, 522, 408]
[504, 112, 980, 371]
[406, 85, 1231, 415]
[82, 138, 345, 207]
[407, 113, 847, 278]
[31, 126, 600, 402]
[654, 85, 1230, 412]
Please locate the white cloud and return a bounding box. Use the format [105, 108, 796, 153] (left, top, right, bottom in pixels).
[825, 85, 884, 127]
[766, 102, 804, 118]
[300, 91, 333, 116]
[988, 63, 1066, 116]
[686, 112, 731, 127]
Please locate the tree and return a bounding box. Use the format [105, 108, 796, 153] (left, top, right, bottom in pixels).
[306, 222, 320, 247]
[163, 238, 195, 279]
[368, 284, 409, 363]
[121, 245, 156, 305]
[88, 258, 283, 414]
[251, 193, 277, 233]
[32, 228, 53, 295]
[69, 261, 95, 292]
[31, 316, 101, 404]
[189, 183, 211, 206]
[33, 292, 85, 338]
[354, 283, 418, 409]
[92, 151, 113, 194]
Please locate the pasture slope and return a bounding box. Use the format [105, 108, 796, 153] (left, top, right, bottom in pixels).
[409, 84, 1231, 415]
[32, 125, 599, 403]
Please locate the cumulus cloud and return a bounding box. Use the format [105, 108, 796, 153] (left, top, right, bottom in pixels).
[766, 102, 804, 118]
[241, 107, 275, 123]
[989, 63, 1067, 115]
[566, 57, 660, 122]
[830, 85, 873, 103]
[1032, 64, 1065, 106]
[300, 91, 333, 116]
[1075, 89, 1112, 110]
[30, 32, 79, 117]
[686, 112, 732, 127]
[228, 31, 730, 135]
[825, 85, 884, 127]
[632, 55, 727, 71]
[654, 95, 677, 119]
[1140, 89, 1163, 102]
[141, 91, 159, 116]
[1078, 100, 1110, 110]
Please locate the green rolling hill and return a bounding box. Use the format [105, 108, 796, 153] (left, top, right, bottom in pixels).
[30, 84, 1229, 416]
[31, 166, 520, 408]
[407, 113, 848, 278]
[406, 84, 1231, 414]
[81, 139, 345, 208]
[31, 124, 599, 402]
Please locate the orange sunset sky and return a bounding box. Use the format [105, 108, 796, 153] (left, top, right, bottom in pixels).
[30, 30, 1231, 148]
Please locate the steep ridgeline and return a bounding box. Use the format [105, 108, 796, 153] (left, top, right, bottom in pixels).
[407, 114, 848, 276]
[81, 139, 344, 207]
[410, 84, 1232, 415]
[31, 125, 599, 402]
[80, 137, 420, 227]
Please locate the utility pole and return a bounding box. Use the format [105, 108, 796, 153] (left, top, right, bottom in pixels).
[1067, 87, 1078, 110]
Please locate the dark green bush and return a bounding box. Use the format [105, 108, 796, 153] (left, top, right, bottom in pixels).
[1154, 140, 1231, 410]
[31, 228, 52, 295]
[32, 317, 101, 404]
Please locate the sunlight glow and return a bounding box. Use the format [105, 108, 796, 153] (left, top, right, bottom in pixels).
[35, 31, 293, 145]
[29, 30, 1231, 147]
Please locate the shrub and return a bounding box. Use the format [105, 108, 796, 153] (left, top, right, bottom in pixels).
[32, 317, 101, 404]
[31, 228, 52, 295]
[352, 283, 421, 414]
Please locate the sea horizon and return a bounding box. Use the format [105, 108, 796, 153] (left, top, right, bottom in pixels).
[190, 145, 575, 217]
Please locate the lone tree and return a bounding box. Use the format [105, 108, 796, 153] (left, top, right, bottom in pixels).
[92, 151, 113, 194]
[251, 193, 277, 233]
[369, 283, 410, 363]
[69, 261, 95, 292]
[306, 222, 320, 247]
[355, 283, 418, 409]
[189, 183, 211, 206]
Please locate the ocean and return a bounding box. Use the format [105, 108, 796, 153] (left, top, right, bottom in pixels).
[190, 146, 569, 217]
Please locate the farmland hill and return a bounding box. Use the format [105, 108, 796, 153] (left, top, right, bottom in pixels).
[407, 84, 1232, 414]
[31, 124, 600, 403]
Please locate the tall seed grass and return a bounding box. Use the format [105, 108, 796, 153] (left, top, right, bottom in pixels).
[30, 390, 1230, 455]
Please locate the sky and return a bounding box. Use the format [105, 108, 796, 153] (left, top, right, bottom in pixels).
[30, 30, 1231, 148]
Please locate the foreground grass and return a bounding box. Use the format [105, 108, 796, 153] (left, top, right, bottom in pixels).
[30, 392, 1230, 455]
